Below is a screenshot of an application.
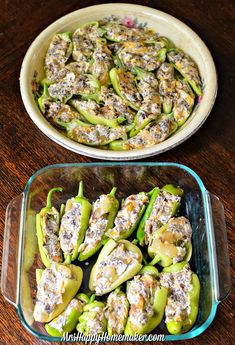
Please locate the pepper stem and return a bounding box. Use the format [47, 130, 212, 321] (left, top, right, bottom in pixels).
[64, 254, 72, 265]
[46, 187, 63, 209]
[89, 294, 96, 304]
[109, 186, 117, 197]
[148, 254, 161, 266]
[77, 181, 84, 198]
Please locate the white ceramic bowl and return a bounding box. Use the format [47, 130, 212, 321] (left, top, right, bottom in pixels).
[20, 3, 217, 160]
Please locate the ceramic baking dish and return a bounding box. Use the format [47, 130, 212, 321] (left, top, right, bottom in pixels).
[20, 4, 217, 160]
[1, 163, 231, 341]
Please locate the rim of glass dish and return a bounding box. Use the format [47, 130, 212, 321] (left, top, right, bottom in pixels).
[17, 162, 219, 341]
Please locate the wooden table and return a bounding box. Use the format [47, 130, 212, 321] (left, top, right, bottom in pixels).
[0, 0, 234, 344]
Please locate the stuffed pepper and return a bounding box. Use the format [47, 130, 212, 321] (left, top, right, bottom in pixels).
[38, 82, 84, 125]
[99, 86, 135, 125]
[167, 49, 202, 96]
[72, 22, 100, 62]
[109, 68, 142, 110]
[105, 287, 129, 335]
[117, 41, 166, 72]
[105, 192, 149, 241]
[125, 266, 168, 335]
[89, 239, 143, 295]
[70, 99, 125, 128]
[59, 181, 92, 263]
[148, 216, 192, 267]
[156, 62, 176, 114]
[76, 295, 107, 335]
[44, 32, 72, 83]
[109, 114, 178, 151]
[33, 263, 83, 322]
[45, 293, 89, 337]
[137, 184, 183, 246]
[173, 78, 195, 126]
[129, 67, 161, 137]
[160, 262, 200, 334]
[78, 187, 119, 261]
[36, 187, 63, 267]
[58, 119, 127, 146]
[48, 73, 100, 103]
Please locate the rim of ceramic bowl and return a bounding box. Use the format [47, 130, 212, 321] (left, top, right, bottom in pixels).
[19, 3, 217, 161]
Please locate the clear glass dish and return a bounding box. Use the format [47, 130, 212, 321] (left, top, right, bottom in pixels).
[1, 163, 231, 341]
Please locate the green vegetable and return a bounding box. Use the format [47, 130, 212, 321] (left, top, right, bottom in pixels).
[36, 187, 63, 268]
[89, 239, 143, 295]
[173, 78, 195, 126]
[44, 32, 72, 82]
[109, 67, 141, 110]
[125, 265, 168, 335]
[45, 293, 89, 337]
[59, 181, 92, 263]
[57, 119, 127, 146]
[70, 99, 125, 128]
[167, 49, 202, 96]
[137, 185, 183, 246]
[162, 262, 200, 334]
[76, 295, 107, 335]
[109, 114, 178, 151]
[38, 82, 51, 114]
[106, 287, 129, 335]
[148, 217, 192, 267]
[105, 192, 149, 241]
[33, 263, 83, 322]
[78, 187, 119, 261]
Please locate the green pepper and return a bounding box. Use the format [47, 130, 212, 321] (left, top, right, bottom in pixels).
[173, 78, 195, 126]
[89, 239, 143, 296]
[70, 99, 125, 128]
[105, 287, 129, 335]
[109, 67, 142, 110]
[109, 114, 178, 151]
[58, 118, 127, 146]
[38, 82, 52, 114]
[105, 191, 149, 241]
[167, 49, 202, 96]
[137, 185, 183, 246]
[59, 181, 92, 263]
[156, 62, 176, 114]
[78, 187, 119, 261]
[91, 39, 113, 85]
[33, 263, 83, 322]
[148, 216, 192, 267]
[76, 295, 107, 335]
[161, 262, 200, 334]
[125, 265, 168, 335]
[72, 22, 100, 61]
[128, 67, 161, 137]
[45, 32, 73, 83]
[45, 293, 89, 337]
[36, 187, 63, 268]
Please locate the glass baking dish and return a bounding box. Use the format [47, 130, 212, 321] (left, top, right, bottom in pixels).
[1, 163, 231, 341]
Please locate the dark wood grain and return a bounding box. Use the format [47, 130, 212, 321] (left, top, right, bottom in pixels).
[0, 0, 234, 344]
